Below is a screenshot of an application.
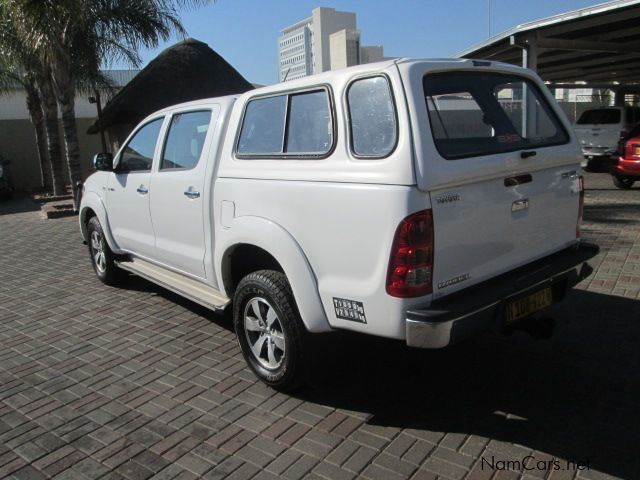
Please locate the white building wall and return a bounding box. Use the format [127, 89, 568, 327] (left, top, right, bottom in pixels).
[361, 46, 385, 64]
[0, 72, 136, 190]
[312, 7, 357, 74]
[330, 29, 361, 71]
[0, 91, 102, 121]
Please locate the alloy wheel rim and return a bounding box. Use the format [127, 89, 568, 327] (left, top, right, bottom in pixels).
[243, 297, 286, 370]
[90, 230, 107, 273]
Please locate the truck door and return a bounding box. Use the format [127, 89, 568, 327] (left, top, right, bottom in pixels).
[107, 117, 164, 256]
[148, 107, 219, 279]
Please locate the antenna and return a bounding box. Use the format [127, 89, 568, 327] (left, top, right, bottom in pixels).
[283, 67, 292, 82]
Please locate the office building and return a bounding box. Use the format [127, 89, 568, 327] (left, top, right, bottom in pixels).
[278, 7, 386, 82]
[329, 29, 361, 70]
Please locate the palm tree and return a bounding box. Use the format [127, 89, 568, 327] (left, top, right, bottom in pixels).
[1, 0, 214, 209]
[0, 19, 66, 195]
[36, 66, 67, 196]
[22, 75, 53, 192]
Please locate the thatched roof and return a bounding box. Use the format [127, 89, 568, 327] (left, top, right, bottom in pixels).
[87, 39, 254, 134]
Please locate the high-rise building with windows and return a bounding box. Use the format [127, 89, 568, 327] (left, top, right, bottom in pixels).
[278, 7, 386, 82]
[278, 17, 315, 82]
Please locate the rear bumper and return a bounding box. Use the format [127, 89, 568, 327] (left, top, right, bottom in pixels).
[582, 147, 615, 157]
[615, 157, 640, 177]
[405, 242, 599, 348]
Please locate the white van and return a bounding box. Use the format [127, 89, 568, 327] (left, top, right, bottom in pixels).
[574, 106, 640, 168]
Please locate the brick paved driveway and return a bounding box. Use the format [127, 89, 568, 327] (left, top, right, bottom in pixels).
[0, 172, 639, 480]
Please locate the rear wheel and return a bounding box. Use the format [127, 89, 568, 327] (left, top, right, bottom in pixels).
[87, 216, 124, 285]
[613, 176, 635, 189]
[233, 270, 305, 391]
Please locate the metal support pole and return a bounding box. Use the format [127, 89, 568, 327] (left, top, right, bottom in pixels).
[521, 41, 539, 138]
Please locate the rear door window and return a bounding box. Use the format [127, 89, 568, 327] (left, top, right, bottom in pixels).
[161, 111, 212, 170]
[424, 72, 569, 160]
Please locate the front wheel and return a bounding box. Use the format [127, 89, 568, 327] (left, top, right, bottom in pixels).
[87, 216, 125, 286]
[612, 176, 635, 189]
[233, 270, 305, 391]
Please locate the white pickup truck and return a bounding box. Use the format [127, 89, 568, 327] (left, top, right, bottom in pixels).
[79, 59, 598, 390]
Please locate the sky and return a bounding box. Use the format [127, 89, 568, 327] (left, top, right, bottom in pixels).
[110, 0, 605, 85]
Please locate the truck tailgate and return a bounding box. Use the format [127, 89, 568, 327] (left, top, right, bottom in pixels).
[430, 166, 581, 298]
[574, 125, 619, 152]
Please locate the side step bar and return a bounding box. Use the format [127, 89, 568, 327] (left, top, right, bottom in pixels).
[116, 258, 230, 313]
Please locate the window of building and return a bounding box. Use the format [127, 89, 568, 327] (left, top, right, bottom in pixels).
[160, 111, 212, 170]
[118, 118, 163, 172]
[347, 76, 397, 158]
[237, 88, 333, 158]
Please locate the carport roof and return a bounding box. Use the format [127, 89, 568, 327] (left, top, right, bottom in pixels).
[457, 0, 640, 85]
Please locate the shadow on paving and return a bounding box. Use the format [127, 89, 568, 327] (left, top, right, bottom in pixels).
[121, 274, 235, 330]
[297, 289, 640, 479]
[583, 203, 640, 225]
[0, 195, 40, 216]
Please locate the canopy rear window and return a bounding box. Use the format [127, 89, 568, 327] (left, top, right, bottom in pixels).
[424, 72, 569, 160]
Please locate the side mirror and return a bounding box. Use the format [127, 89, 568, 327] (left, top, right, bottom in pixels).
[93, 152, 113, 171]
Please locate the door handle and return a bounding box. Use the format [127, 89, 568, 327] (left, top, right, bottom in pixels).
[136, 185, 148, 194]
[520, 150, 537, 159]
[504, 174, 532, 187]
[184, 189, 200, 199]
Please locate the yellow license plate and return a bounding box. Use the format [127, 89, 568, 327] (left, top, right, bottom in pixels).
[505, 287, 553, 324]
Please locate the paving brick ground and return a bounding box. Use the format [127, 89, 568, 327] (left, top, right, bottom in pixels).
[0, 171, 639, 480]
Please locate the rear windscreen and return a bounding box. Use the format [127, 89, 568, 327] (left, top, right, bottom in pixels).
[577, 109, 621, 125]
[424, 72, 569, 160]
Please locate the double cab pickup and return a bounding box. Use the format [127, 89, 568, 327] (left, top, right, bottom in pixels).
[79, 58, 598, 390]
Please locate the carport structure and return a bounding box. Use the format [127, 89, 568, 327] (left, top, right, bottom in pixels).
[458, 0, 640, 103]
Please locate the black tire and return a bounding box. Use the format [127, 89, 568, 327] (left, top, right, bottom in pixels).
[233, 270, 305, 391]
[86, 216, 125, 286]
[612, 176, 635, 189]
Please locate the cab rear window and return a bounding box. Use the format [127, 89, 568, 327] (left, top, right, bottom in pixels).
[424, 72, 569, 160]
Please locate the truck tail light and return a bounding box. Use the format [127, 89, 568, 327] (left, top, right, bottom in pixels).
[386, 210, 434, 297]
[577, 175, 584, 238]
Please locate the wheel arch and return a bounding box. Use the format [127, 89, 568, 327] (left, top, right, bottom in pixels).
[216, 216, 331, 333]
[79, 192, 123, 254]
